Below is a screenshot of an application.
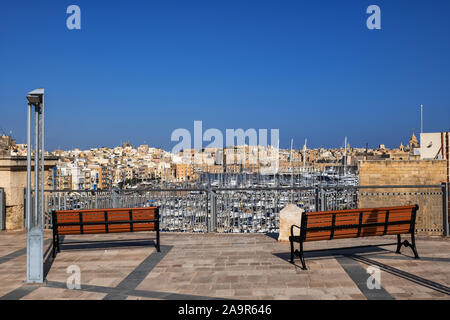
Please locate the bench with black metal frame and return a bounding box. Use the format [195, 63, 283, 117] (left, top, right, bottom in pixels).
[289, 205, 419, 270]
[51, 206, 160, 257]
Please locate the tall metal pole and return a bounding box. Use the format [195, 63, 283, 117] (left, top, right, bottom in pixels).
[26, 88, 45, 284]
[26, 104, 32, 231]
[39, 96, 45, 230]
[34, 107, 39, 227]
[40, 98, 45, 228]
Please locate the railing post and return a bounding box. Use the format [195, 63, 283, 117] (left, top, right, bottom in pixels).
[112, 189, 118, 208]
[23, 187, 26, 229]
[205, 190, 209, 232]
[315, 187, 319, 212]
[443, 182, 449, 237]
[208, 190, 217, 232]
[0, 188, 5, 231]
[321, 188, 327, 211]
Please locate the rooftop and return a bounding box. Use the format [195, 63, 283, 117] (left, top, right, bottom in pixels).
[0, 231, 449, 300]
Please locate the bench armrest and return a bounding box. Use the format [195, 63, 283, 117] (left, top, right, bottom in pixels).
[290, 224, 301, 237]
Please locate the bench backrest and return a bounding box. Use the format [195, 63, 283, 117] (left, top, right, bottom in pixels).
[301, 205, 418, 242]
[52, 207, 159, 235]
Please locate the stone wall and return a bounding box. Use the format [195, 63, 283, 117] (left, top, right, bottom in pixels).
[0, 168, 26, 230]
[0, 157, 57, 230]
[358, 160, 447, 236]
[359, 160, 446, 185]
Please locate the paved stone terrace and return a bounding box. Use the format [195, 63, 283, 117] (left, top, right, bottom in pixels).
[0, 230, 449, 300]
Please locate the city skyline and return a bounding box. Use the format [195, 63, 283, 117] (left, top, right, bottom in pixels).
[3, 130, 421, 153]
[2, 128, 423, 191]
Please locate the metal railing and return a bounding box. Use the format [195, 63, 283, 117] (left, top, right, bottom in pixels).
[41, 188, 209, 232]
[0, 188, 5, 230]
[28, 184, 448, 236]
[446, 182, 449, 236]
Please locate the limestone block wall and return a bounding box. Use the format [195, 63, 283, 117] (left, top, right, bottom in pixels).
[358, 160, 447, 236]
[359, 160, 446, 186]
[0, 157, 57, 230]
[1, 170, 27, 230]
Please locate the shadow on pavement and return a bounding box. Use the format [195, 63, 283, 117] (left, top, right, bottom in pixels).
[273, 243, 395, 263]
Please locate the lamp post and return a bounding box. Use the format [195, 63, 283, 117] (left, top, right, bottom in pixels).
[26, 88, 45, 284]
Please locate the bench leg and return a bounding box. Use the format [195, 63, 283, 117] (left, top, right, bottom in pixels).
[396, 234, 419, 259]
[410, 233, 419, 259]
[396, 234, 402, 254]
[290, 241, 307, 270]
[290, 240, 294, 263]
[299, 242, 307, 270]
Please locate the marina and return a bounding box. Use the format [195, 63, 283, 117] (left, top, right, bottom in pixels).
[44, 170, 360, 233]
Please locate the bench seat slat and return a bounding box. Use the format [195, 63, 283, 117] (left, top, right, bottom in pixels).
[53, 207, 158, 235]
[52, 207, 161, 257]
[299, 205, 417, 243]
[51, 206, 161, 257]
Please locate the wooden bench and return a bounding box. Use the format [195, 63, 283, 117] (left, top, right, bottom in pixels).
[289, 205, 419, 270]
[51, 206, 160, 257]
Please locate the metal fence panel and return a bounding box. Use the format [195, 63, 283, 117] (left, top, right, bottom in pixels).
[0, 188, 5, 230]
[358, 186, 444, 235]
[40, 184, 447, 236]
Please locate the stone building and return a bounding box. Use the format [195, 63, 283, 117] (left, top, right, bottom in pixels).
[0, 135, 16, 155]
[419, 132, 450, 183]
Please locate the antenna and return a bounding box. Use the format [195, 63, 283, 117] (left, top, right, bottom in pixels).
[420, 104, 423, 135]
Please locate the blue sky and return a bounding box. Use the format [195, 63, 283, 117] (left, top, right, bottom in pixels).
[1, 0, 449, 151]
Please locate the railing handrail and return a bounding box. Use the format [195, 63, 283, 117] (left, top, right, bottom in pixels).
[34, 184, 444, 193]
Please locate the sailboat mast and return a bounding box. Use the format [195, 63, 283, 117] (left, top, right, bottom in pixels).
[290, 139, 294, 202]
[303, 138, 307, 171]
[344, 136, 347, 176]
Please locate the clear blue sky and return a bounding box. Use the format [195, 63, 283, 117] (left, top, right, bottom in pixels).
[1, 0, 449, 151]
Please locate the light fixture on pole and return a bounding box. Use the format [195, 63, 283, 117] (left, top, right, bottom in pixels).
[26, 88, 45, 284]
